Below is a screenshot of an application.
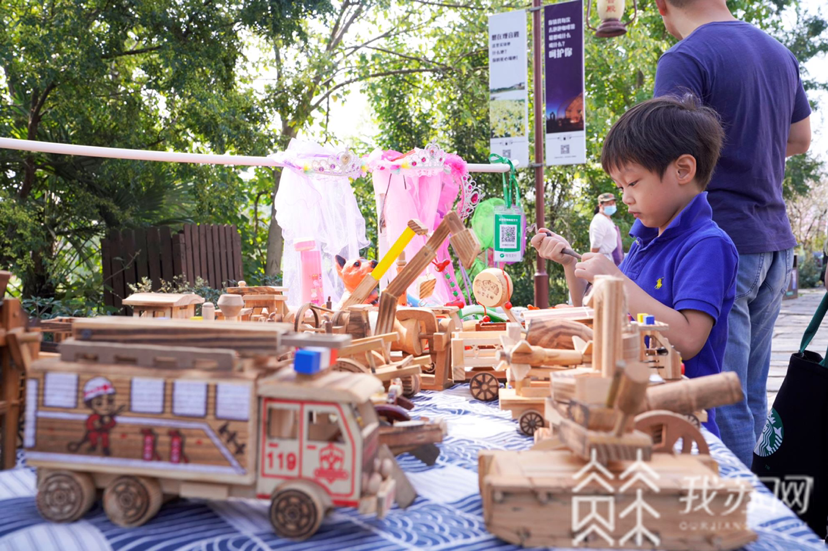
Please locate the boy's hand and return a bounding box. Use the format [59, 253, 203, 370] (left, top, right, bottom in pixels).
[530, 229, 576, 267]
[574, 252, 622, 282]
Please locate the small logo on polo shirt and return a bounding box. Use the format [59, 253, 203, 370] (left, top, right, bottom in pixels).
[655, 277, 664, 290]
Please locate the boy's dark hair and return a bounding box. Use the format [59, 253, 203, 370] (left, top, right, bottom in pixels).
[601, 94, 724, 190]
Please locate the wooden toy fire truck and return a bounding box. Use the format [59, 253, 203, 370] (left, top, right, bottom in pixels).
[24, 318, 403, 540]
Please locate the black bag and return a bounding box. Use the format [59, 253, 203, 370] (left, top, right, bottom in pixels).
[752, 291, 828, 538]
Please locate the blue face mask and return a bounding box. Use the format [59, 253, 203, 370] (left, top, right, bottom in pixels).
[603, 205, 617, 216]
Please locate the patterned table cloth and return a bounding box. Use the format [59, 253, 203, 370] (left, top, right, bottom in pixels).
[0, 384, 822, 551]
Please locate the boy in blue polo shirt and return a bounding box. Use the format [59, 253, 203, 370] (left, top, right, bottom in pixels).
[532, 95, 738, 436]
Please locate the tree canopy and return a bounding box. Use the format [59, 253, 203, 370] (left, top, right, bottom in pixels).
[0, 0, 825, 309]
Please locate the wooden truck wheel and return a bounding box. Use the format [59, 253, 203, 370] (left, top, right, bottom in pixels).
[401, 374, 421, 397]
[270, 487, 324, 540]
[518, 410, 545, 437]
[293, 303, 321, 332]
[635, 410, 710, 455]
[333, 358, 367, 374]
[469, 372, 499, 402]
[103, 476, 162, 528]
[36, 470, 96, 523]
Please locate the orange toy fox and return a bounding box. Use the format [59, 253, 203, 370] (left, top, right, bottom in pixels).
[335, 255, 379, 307]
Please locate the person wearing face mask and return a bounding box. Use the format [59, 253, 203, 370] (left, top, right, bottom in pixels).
[589, 192, 624, 265]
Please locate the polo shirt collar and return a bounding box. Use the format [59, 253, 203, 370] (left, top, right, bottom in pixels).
[629, 192, 712, 245]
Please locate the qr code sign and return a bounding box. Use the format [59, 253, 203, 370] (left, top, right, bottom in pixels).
[503, 149, 512, 158]
[561, 144, 570, 154]
[499, 224, 517, 248]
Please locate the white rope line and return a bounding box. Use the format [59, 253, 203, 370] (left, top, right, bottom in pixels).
[0, 137, 514, 173]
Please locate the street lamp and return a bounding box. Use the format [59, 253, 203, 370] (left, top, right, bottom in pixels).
[586, 0, 638, 38]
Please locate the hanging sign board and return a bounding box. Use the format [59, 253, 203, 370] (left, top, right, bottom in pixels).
[488, 10, 529, 168]
[544, 0, 586, 166]
[494, 204, 525, 262]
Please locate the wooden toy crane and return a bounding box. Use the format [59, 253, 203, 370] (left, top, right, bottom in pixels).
[341, 220, 430, 309]
[375, 211, 480, 336]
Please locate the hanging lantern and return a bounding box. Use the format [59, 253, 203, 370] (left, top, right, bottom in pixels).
[586, 0, 638, 38]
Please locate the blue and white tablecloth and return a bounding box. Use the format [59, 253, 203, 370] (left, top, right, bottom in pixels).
[0, 385, 822, 551]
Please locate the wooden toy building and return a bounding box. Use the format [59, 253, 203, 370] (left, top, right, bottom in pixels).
[478, 276, 756, 550]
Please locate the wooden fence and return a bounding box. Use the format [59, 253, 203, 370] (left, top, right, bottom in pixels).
[102, 224, 242, 313]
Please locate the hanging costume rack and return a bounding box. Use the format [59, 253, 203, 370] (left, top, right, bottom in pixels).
[0, 136, 518, 307]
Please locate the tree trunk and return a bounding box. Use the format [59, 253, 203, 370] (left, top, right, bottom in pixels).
[23, 244, 55, 300]
[265, 126, 298, 278]
[264, 167, 283, 277]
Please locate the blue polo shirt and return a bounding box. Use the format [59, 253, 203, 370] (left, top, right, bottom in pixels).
[619, 192, 738, 436]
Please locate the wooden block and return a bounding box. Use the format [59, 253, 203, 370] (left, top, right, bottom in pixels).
[375, 292, 399, 336]
[379, 418, 446, 455]
[448, 229, 480, 270]
[378, 444, 416, 508]
[226, 285, 287, 296]
[72, 316, 291, 357]
[573, 377, 611, 404]
[59, 339, 236, 370]
[281, 333, 352, 349]
[558, 418, 652, 463]
[567, 400, 635, 432]
[549, 368, 601, 403]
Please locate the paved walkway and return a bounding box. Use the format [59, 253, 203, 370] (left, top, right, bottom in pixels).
[767, 287, 828, 406]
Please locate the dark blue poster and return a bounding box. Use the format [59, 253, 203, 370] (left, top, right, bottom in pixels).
[544, 0, 586, 165]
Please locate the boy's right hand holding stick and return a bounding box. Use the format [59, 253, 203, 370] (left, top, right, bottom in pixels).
[530, 227, 714, 362]
[531, 229, 623, 307]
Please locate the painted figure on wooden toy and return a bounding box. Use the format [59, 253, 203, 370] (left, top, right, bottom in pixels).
[335, 255, 379, 307]
[68, 377, 123, 456]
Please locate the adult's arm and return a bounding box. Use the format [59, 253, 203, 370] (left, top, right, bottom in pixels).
[788, 60, 811, 157]
[786, 116, 811, 157]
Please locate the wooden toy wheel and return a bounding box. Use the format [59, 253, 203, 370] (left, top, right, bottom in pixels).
[469, 372, 499, 402]
[518, 410, 545, 437]
[401, 374, 421, 397]
[333, 358, 367, 373]
[634, 410, 710, 455]
[293, 303, 321, 332]
[103, 476, 162, 528]
[36, 470, 96, 523]
[270, 487, 324, 540]
[422, 361, 436, 375]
